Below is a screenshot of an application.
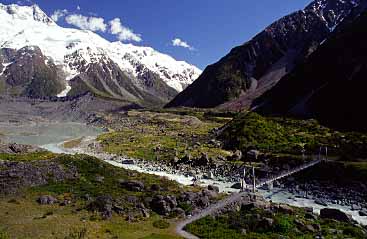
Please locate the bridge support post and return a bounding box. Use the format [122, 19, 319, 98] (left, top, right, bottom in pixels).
[252, 166, 256, 193]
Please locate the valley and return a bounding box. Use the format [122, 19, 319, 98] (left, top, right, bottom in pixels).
[1, 0, 367, 238]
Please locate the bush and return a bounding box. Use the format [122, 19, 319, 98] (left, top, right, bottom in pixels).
[274, 215, 293, 233]
[343, 226, 365, 238]
[0, 230, 9, 239]
[153, 220, 170, 229]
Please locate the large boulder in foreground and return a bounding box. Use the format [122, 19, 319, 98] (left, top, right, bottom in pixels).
[320, 208, 353, 223]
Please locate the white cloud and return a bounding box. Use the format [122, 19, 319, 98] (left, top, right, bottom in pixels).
[65, 14, 107, 32]
[172, 38, 195, 51]
[109, 18, 142, 42]
[51, 9, 68, 22]
[77, 5, 81, 11]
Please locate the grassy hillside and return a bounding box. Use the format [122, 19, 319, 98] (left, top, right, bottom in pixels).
[219, 112, 367, 158]
[0, 152, 190, 239]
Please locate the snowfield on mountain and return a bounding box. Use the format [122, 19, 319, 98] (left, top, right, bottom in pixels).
[0, 3, 201, 98]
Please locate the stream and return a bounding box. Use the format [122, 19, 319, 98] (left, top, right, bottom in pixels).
[0, 122, 366, 225]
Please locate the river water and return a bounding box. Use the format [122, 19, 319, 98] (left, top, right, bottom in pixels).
[0, 122, 366, 225]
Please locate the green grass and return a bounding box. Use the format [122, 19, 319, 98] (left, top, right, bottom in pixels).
[220, 112, 367, 158]
[0, 151, 56, 161]
[98, 110, 232, 162]
[186, 207, 366, 239]
[152, 220, 170, 229]
[32, 154, 183, 199]
[63, 138, 83, 149]
[0, 152, 187, 239]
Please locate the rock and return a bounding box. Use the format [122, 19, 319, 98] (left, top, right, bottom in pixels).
[150, 195, 177, 216]
[359, 209, 367, 217]
[273, 181, 281, 187]
[314, 199, 328, 207]
[207, 185, 219, 193]
[294, 219, 306, 228]
[274, 204, 294, 214]
[320, 208, 352, 223]
[126, 196, 139, 204]
[112, 205, 124, 215]
[150, 184, 162, 191]
[351, 204, 362, 211]
[305, 212, 318, 220]
[121, 159, 135, 165]
[229, 150, 242, 161]
[304, 207, 313, 213]
[242, 201, 271, 211]
[305, 224, 317, 233]
[119, 180, 145, 192]
[196, 196, 210, 208]
[95, 175, 104, 183]
[171, 207, 185, 217]
[37, 195, 57, 205]
[87, 195, 113, 219]
[260, 218, 274, 229]
[202, 189, 218, 199]
[141, 208, 150, 218]
[195, 153, 210, 166]
[231, 182, 242, 189]
[313, 224, 321, 231]
[247, 150, 260, 161]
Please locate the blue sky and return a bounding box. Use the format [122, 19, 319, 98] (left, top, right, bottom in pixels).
[4, 0, 311, 69]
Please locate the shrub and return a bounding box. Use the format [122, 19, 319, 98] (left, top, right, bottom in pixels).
[274, 215, 293, 233]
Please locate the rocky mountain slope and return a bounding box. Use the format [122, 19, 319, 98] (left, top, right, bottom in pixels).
[166, 0, 363, 109]
[0, 4, 201, 105]
[254, 5, 367, 132]
[0, 46, 64, 98]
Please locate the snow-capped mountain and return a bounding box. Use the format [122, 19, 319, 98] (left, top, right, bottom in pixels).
[0, 3, 201, 103]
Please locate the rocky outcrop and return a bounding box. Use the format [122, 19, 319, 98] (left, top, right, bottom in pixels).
[320, 208, 353, 223]
[166, 0, 363, 110]
[0, 46, 64, 98]
[0, 158, 78, 194]
[0, 143, 42, 154]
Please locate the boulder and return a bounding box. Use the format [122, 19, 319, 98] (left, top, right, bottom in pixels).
[305, 212, 318, 220]
[121, 159, 135, 165]
[150, 184, 162, 191]
[202, 189, 218, 199]
[95, 175, 104, 183]
[171, 207, 186, 217]
[231, 182, 242, 189]
[242, 201, 271, 211]
[274, 204, 294, 214]
[229, 150, 242, 161]
[37, 195, 57, 205]
[87, 195, 113, 219]
[314, 199, 328, 207]
[150, 195, 177, 216]
[359, 209, 367, 217]
[141, 208, 150, 218]
[320, 208, 352, 223]
[247, 150, 260, 161]
[259, 218, 274, 229]
[119, 180, 145, 192]
[208, 185, 220, 193]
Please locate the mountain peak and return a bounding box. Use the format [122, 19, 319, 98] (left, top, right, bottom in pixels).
[305, 0, 360, 29]
[0, 3, 55, 25]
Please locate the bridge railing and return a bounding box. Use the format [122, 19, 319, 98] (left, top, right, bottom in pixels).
[256, 158, 323, 188]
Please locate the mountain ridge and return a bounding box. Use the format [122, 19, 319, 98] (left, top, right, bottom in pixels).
[166, 0, 362, 110]
[0, 3, 201, 105]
